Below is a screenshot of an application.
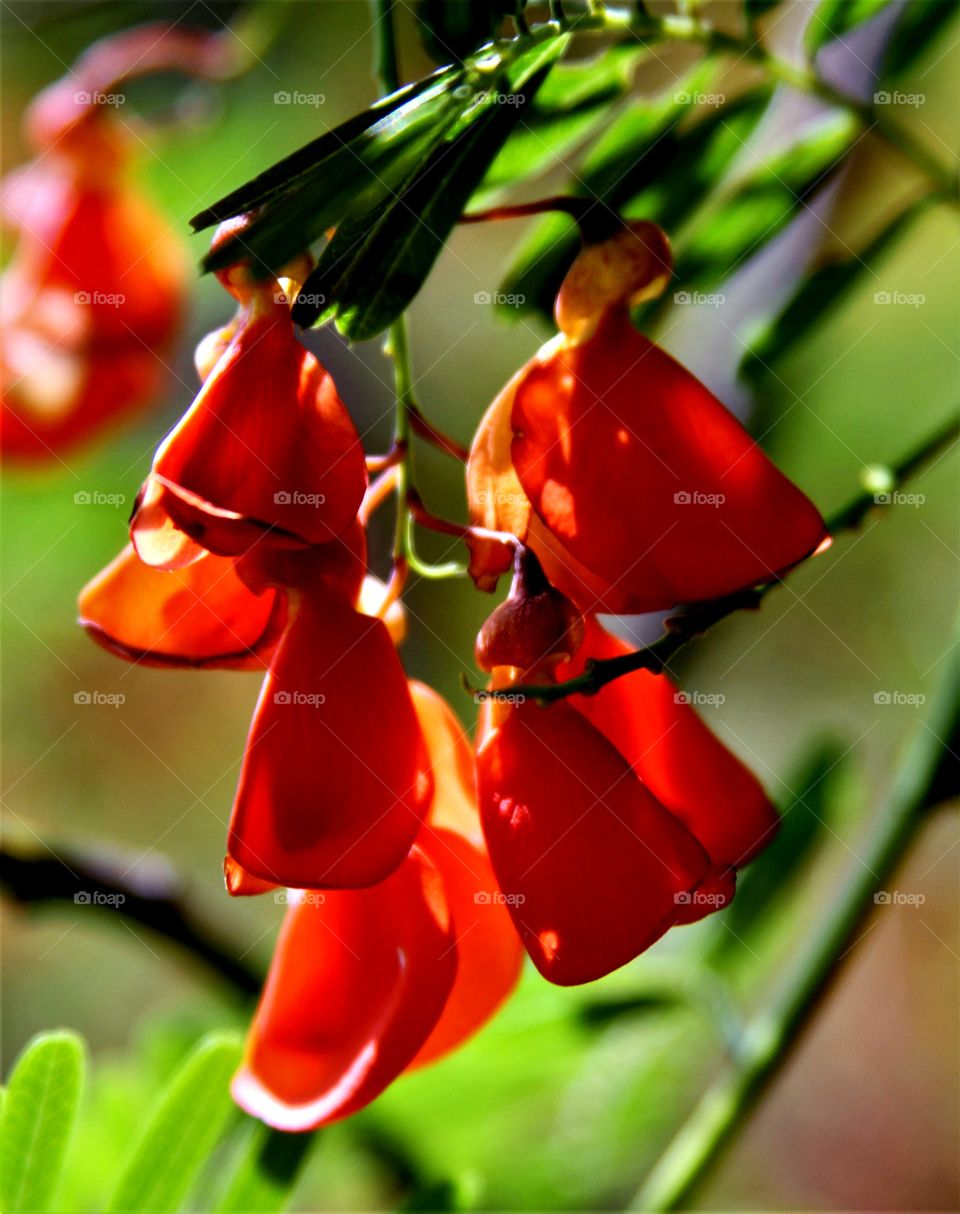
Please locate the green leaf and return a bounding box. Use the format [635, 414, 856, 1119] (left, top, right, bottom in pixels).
[107, 1033, 242, 1214]
[480, 42, 645, 195]
[881, 0, 959, 77]
[202, 72, 468, 274]
[711, 741, 851, 958]
[300, 36, 569, 339]
[0, 1031, 85, 1214]
[672, 109, 859, 290]
[191, 71, 458, 231]
[805, 0, 892, 58]
[739, 199, 922, 382]
[215, 1123, 314, 1213]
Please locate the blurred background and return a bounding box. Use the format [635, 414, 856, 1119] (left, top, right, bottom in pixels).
[2, 1, 957, 1210]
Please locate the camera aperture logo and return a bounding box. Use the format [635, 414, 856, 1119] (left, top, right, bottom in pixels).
[74, 890, 125, 907]
[874, 890, 925, 906]
[474, 890, 525, 906]
[274, 690, 326, 707]
[74, 690, 125, 707]
[274, 490, 326, 507]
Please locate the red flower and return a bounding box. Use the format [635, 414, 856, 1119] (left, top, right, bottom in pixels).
[232, 683, 522, 1130]
[132, 234, 366, 564]
[0, 26, 228, 459]
[467, 223, 827, 612]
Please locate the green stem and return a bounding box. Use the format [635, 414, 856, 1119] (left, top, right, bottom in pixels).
[496, 413, 958, 705]
[632, 656, 959, 1210]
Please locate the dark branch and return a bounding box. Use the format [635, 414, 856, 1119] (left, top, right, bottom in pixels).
[1, 846, 262, 996]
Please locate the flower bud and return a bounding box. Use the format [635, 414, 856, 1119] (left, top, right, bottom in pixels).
[475, 546, 584, 674]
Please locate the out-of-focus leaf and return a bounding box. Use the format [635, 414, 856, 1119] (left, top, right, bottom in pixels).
[416, 0, 511, 63]
[0, 1031, 85, 1214]
[745, 0, 785, 28]
[805, 0, 892, 58]
[294, 36, 568, 338]
[215, 1122, 314, 1213]
[576, 991, 684, 1029]
[480, 42, 646, 194]
[499, 72, 772, 322]
[107, 1033, 241, 1214]
[881, 0, 959, 77]
[711, 740, 850, 959]
[740, 199, 922, 382]
[192, 70, 458, 232]
[672, 109, 859, 289]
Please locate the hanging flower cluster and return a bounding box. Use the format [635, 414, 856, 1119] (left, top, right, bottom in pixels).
[76, 187, 828, 1124]
[0, 25, 232, 460]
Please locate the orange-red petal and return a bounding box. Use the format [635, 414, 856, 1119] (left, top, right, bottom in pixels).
[558, 617, 779, 866]
[227, 588, 433, 889]
[233, 851, 456, 1130]
[511, 310, 827, 610]
[476, 700, 709, 985]
[78, 543, 282, 670]
[150, 298, 366, 554]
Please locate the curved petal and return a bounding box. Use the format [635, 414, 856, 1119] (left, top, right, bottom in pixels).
[228, 588, 433, 889]
[411, 827, 522, 1067]
[224, 855, 279, 897]
[558, 617, 779, 866]
[408, 681, 478, 842]
[465, 363, 535, 592]
[233, 850, 456, 1131]
[151, 298, 366, 554]
[476, 700, 709, 985]
[78, 543, 282, 670]
[511, 310, 827, 611]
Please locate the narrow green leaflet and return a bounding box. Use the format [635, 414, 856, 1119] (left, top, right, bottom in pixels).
[191, 69, 458, 231]
[107, 1033, 242, 1214]
[296, 36, 569, 338]
[805, 0, 892, 58]
[480, 43, 647, 194]
[0, 1031, 85, 1214]
[881, 0, 959, 77]
[739, 200, 923, 382]
[202, 73, 469, 275]
[215, 1122, 314, 1212]
[710, 741, 850, 959]
[672, 109, 859, 290]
